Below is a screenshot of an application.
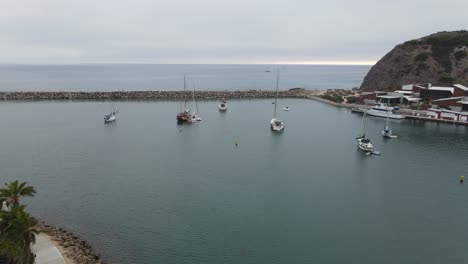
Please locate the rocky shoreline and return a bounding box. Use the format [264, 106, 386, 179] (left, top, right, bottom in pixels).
[0, 89, 307, 101]
[37, 222, 105, 264]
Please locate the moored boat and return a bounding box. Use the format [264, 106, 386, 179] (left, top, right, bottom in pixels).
[176, 75, 195, 124]
[356, 103, 375, 153]
[356, 134, 374, 151]
[364, 103, 404, 119]
[270, 67, 284, 132]
[218, 100, 228, 111]
[104, 105, 117, 123]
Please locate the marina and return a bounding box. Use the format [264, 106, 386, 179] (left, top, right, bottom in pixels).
[2, 98, 467, 264]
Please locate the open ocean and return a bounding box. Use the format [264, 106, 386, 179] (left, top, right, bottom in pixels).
[0, 64, 370, 91]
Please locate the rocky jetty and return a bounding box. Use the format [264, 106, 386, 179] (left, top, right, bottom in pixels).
[0, 89, 306, 101]
[361, 31, 468, 91]
[38, 222, 105, 264]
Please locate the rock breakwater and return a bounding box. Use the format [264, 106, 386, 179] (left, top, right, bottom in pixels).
[38, 222, 105, 264]
[0, 89, 306, 101]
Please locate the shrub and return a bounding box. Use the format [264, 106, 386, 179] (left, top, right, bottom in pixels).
[454, 50, 467, 60]
[414, 52, 430, 62]
[438, 76, 454, 84]
[346, 96, 357, 104]
[319, 93, 344, 103]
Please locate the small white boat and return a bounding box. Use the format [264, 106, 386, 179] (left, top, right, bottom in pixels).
[104, 113, 116, 123]
[356, 103, 376, 153]
[189, 112, 202, 123]
[218, 100, 228, 111]
[356, 135, 374, 152]
[271, 118, 285, 132]
[381, 126, 392, 138]
[104, 105, 117, 123]
[187, 81, 202, 123]
[270, 67, 285, 132]
[283, 106, 290, 111]
[382, 105, 398, 138]
[364, 103, 404, 119]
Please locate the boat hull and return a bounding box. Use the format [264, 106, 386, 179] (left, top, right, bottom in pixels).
[104, 115, 116, 123]
[218, 104, 228, 111]
[270, 118, 284, 132]
[381, 130, 392, 138]
[364, 109, 405, 119]
[356, 138, 374, 152]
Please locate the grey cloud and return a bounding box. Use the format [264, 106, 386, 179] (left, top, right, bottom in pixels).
[0, 0, 466, 64]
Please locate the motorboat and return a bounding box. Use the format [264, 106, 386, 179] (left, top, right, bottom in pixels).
[364, 103, 404, 119]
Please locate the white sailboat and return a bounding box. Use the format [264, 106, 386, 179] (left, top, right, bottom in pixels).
[188, 81, 202, 123]
[356, 104, 374, 152]
[177, 75, 192, 123]
[270, 67, 284, 132]
[218, 99, 228, 111]
[104, 104, 117, 123]
[382, 105, 397, 138]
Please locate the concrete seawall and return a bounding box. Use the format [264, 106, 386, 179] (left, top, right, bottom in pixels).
[0, 90, 306, 101]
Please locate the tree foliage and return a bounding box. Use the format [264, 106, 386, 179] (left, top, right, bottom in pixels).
[0, 181, 39, 264]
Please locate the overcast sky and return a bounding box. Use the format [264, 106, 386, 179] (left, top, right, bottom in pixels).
[0, 0, 466, 65]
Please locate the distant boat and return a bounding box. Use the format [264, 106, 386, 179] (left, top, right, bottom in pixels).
[382, 105, 398, 138]
[270, 67, 285, 132]
[218, 99, 228, 111]
[188, 81, 202, 123]
[265, 70, 271, 72]
[177, 75, 192, 124]
[283, 106, 290, 111]
[104, 105, 117, 123]
[364, 103, 404, 119]
[356, 104, 374, 152]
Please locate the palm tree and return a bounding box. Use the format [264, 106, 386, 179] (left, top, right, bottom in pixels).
[0, 181, 36, 209]
[0, 205, 39, 264]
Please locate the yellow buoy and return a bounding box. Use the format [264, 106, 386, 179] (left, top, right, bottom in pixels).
[460, 176, 464, 184]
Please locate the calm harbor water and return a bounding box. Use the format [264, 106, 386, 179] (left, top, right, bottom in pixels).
[1, 99, 468, 263]
[0, 64, 369, 91]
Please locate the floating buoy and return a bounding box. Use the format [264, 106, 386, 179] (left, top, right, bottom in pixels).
[235, 140, 238, 147]
[460, 176, 464, 184]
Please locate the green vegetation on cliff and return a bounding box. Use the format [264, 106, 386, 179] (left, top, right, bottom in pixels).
[361, 31, 468, 91]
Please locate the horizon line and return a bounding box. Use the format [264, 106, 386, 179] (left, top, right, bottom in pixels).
[0, 61, 376, 66]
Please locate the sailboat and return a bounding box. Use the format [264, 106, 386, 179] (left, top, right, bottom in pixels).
[104, 104, 117, 123]
[270, 67, 285, 132]
[382, 104, 397, 138]
[356, 104, 374, 152]
[218, 99, 228, 111]
[188, 81, 202, 123]
[177, 75, 191, 124]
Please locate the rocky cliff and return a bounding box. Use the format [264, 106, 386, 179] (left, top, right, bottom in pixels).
[361, 31, 468, 91]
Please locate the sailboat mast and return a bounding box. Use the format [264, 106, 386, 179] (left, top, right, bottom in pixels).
[386, 105, 390, 128]
[274, 66, 279, 118]
[361, 102, 367, 136]
[184, 74, 187, 109]
[192, 81, 199, 114]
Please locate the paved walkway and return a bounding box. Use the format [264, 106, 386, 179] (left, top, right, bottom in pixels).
[33, 234, 69, 264]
